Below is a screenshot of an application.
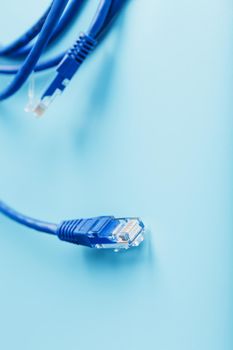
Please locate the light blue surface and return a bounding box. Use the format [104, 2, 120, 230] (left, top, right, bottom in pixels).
[0, 1, 232, 349]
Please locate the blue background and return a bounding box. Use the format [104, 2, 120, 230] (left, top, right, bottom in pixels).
[0, 1, 232, 349]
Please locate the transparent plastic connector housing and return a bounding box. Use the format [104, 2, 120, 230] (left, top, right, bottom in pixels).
[33, 90, 62, 117]
[30, 33, 97, 117]
[95, 218, 145, 251]
[32, 73, 70, 116]
[24, 74, 39, 114]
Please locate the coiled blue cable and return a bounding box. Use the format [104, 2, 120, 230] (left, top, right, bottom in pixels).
[0, 52, 65, 74]
[0, 0, 69, 100]
[9, 0, 84, 58]
[0, 0, 125, 75]
[88, 0, 113, 38]
[0, 4, 52, 56]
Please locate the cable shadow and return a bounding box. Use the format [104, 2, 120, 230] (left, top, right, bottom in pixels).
[80, 229, 158, 279]
[72, 10, 129, 150]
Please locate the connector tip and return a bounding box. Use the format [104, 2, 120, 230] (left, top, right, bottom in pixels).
[33, 102, 47, 117]
[93, 217, 145, 250]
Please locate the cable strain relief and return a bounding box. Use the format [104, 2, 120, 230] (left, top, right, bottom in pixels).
[57, 220, 83, 244]
[68, 32, 97, 64]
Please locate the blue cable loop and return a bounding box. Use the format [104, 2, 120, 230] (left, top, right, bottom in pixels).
[0, 31, 98, 75]
[0, 4, 52, 56]
[0, 52, 66, 75]
[0, 200, 145, 250]
[87, 0, 113, 38]
[0, 0, 125, 75]
[9, 0, 84, 58]
[0, 0, 69, 101]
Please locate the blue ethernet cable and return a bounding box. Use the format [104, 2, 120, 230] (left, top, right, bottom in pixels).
[32, 0, 119, 115]
[88, 0, 113, 38]
[98, 0, 125, 38]
[0, 53, 66, 75]
[0, 0, 69, 101]
[0, 201, 57, 234]
[0, 0, 125, 76]
[8, 0, 84, 58]
[0, 0, 123, 60]
[0, 0, 83, 57]
[0, 4, 52, 56]
[0, 201, 145, 250]
[0, 0, 122, 106]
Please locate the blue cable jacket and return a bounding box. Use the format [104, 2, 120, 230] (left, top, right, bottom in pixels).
[11, 0, 84, 58]
[0, 201, 57, 234]
[0, 53, 66, 74]
[0, 4, 52, 56]
[0, 0, 125, 75]
[99, 0, 125, 37]
[87, 0, 112, 38]
[0, 0, 69, 100]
